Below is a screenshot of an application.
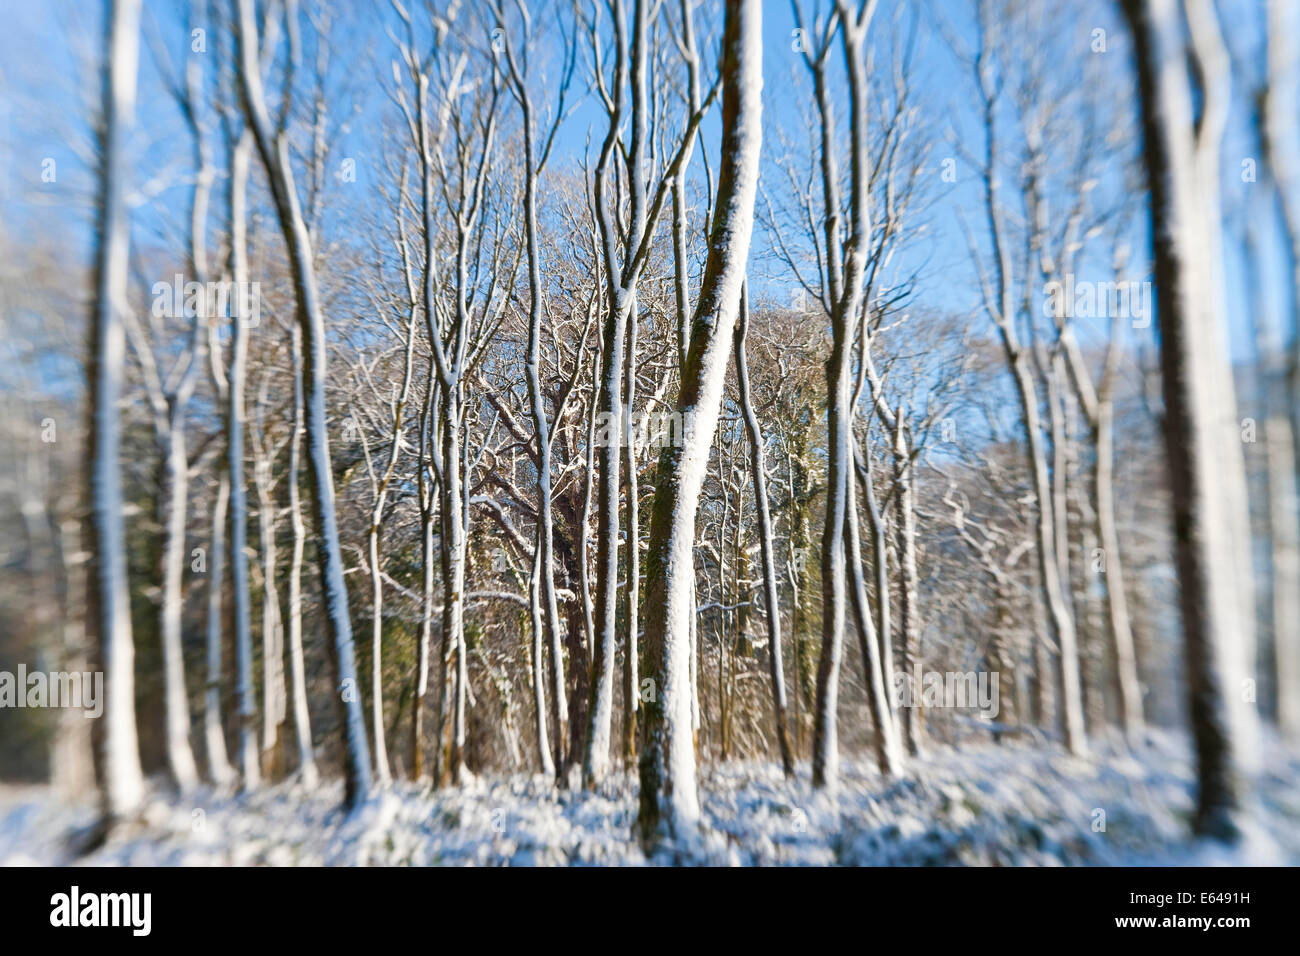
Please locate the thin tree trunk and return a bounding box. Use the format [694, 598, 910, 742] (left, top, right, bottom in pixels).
[734, 285, 794, 777]
[1265, 418, 1300, 737]
[253, 384, 286, 781]
[441, 393, 470, 783]
[285, 323, 317, 785]
[1095, 322, 1144, 744]
[227, 129, 260, 788]
[88, 0, 146, 823]
[529, 536, 555, 776]
[411, 359, 437, 780]
[973, 9, 1087, 756]
[891, 410, 923, 757]
[494, 10, 571, 775]
[52, 514, 96, 797]
[1264, 0, 1300, 579]
[412, 492, 435, 779]
[1261, 0, 1300, 741]
[637, 0, 762, 848]
[1016, 359, 1087, 755]
[158, 415, 200, 790]
[585, 286, 627, 785]
[846, 454, 901, 774]
[368, 521, 391, 784]
[236, 0, 372, 807]
[1059, 306, 1144, 743]
[811, 1, 880, 791]
[204, 438, 235, 784]
[621, 309, 641, 764]
[857, 438, 897, 734]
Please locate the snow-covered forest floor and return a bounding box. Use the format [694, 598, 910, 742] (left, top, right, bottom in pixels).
[3, 732, 1297, 866]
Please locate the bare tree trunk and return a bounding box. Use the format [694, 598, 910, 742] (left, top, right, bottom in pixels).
[788, 447, 814, 754]
[1058, 300, 1144, 743]
[411, 363, 437, 780]
[252, 382, 286, 781]
[621, 310, 641, 764]
[496, 6, 571, 776]
[1122, 0, 1258, 839]
[638, 0, 762, 849]
[811, 0, 880, 791]
[584, 0, 710, 786]
[585, 290, 628, 784]
[52, 514, 96, 797]
[1095, 317, 1144, 744]
[1245, 214, 1300, 741]
[571, 348, 601, 772]
[367, 520, 391, 785]
[158, 415, 200, 790]
[1049, 367, 1072, 614]
[734, 286, 794, 777]
[528, 538, 555, 776]
[360, 302, 419, 787]
[227, 129, 260, 789]
[1017, 359, 1087, 755]
[857, 438, 897, 739]
[149, 43, 224, 791]
[442, 395, 470, 783]
[285, 323, 317, 785]
[412, 490, 436, 779]
[846, 455, 902, 774]
[1066, 407, 1106, 735]
[1032, 587, 1054, 730]
[236, 0, 372, 806]
[204, 424, 235, 785]
[972, 6, 1088, 757]
[1262, 0, 1300, 741]
[1265, 418, 1300, 737]
[582, 0, 636, 781]
[891, 410, 923, 757]
[88, 0, 146, 823]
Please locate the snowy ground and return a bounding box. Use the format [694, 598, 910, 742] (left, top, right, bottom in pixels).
[2, 732, 1297, 866]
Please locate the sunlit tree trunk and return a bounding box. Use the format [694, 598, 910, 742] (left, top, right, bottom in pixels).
[638, 0, 762, 848]
[235, 0, 372, 806]
[285, 323, 317, 785]
[1121, 0, 1259, 838]
[734, 286, 794, 777]
[88, 0, 146, 823]
[810, 0, 881, 791]
[621, 308, 641, 764]
[252, 379, 286, 780]
[227, 129, 260, 789]
[890, 409, 923, 757]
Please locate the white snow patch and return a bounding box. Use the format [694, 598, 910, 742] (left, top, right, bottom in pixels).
[3, 732, 1296, 866]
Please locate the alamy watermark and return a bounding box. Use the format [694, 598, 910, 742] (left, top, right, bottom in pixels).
[594, 409, 686, 450]
[1043, 273, 1152, 329]
[152, 273, 261, 328]
[50, 886, 151, 936]
[893, 665, 999, 719]
[0, 665, 103, 718]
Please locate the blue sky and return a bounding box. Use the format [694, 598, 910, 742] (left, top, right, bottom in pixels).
[0, 0, 1286, 387]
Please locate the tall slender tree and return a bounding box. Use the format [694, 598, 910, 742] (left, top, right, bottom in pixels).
[1121, 0, 1259, 839]
[638, 0, 762, 849]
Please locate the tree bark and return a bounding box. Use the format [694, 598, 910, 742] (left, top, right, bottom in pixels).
[285, 323, 318, 785]
[1121, 0, 1259, 839]
[235, 0, 372, 807]
[88, 0, 146, 823]
[226, 129, 260, 788]
[734, 286, 794, 777]
[638, 0, 762, 849]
